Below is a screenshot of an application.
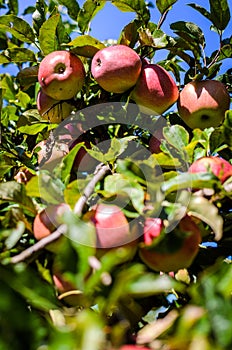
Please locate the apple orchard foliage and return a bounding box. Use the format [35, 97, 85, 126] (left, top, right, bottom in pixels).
[0, 0, 232, 349]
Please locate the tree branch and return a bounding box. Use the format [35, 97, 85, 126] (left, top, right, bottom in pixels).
[10, 163, 111, 264]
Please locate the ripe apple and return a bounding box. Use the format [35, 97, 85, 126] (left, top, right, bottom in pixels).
[38, 50, 85, 100]
[139, 216, 201, 272]
[177, 80, 230, 129]
[84, 203, 139, 258]
[37, 90, 73, 123]
[33, 203, 70, 251]
[91, 44, 142, 93]
[131, 63, 179, 115]
[188, 156, 232, 183]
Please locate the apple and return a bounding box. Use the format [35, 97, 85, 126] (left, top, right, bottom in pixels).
[37, 90, 73, 123]
[84, 203, 139, 258]
[91, 44, 142, 93]
[38, 50, 85, 100]
[139, 216, 201, 272]
[69, 137, 99, 174]
[131, 63, 179, 115]
[188, 156, 232, 184]
[177, 80, 230, 129]
[33, 203, 70, 251]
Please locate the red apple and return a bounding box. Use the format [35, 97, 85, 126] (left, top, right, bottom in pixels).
[33, 203, 70, 251]
[38, 50, 85, 100]
[131, 63, 179, 115]
[37, 90, 73, 123]
[188, 156, 232, 183]
[177, 80, 230, 129]
[139, 216, 201, 272]
[91, 44, 142, 93]
[84, 203, 139, 252]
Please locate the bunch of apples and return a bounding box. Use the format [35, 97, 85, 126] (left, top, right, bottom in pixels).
[37, 44, 230, 128]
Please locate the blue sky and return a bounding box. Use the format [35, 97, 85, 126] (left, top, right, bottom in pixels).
[1, 0, 231, 76]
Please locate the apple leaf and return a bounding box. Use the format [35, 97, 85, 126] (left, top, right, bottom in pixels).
[17, 66, 39, 91]
[55, 142, 85, 184]
[63, 210, 96, 248]
[0, 15, 35, 43]
[0, 48, 36, 64]
[118, 20, 140, 47]
[18, 122, 52, 135]
[39, 14, 60, 55]
[188, 0, 230, 31]
[148, 152, 182, 169]
[163, 125, 189, 153]
[77, 0, 107, 34]
[0, 181, 36, 214]
[161, 172, 217, 195]
[25, 171, 65, 205]
[69, 35, 105, 58]
[170, 21, 205, 58]
[111, 0, 150, 23]
[104, 173, 145, 214]
[187, 196, 223, 240]
[56, 0, 80, 21]
[209, 0, 230, 31]
[156, 0, 178, 15]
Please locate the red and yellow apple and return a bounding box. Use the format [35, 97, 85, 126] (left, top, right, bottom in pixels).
[188, 156, 232, 183]
[131, 63, 179, 115]
[33, 203, 70, 250]
[139, 216, 201, 272]
[177, 80, 230, 129]
[118, 346, 150, 350]
[37, 90, 73, 123]
[91, 44, 142, 93]
[84, 203, 139, 258]
[38, 50, 85, 100]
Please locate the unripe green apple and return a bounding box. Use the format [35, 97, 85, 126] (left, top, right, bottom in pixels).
[33, 203, 70, 251]
[37, 90, 73, 123]
[91, 44, 142, 93]
[85, 203, 138, 253]
[177, 80, 230, 129]
[139, 216, 201, 272]
[188, 156, 232, 183]
[38, 50, 85, 100]
[131, 63, 179, 115]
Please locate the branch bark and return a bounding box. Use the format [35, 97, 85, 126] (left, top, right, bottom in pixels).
[10, 163, 111, 264]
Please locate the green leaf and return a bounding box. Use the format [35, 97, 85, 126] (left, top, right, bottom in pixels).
[69, 34, 105, 58]
[77, 0, 106, 34]
[187, 195, 223, 240]
[16, 66, 39, 91]
[209, 0, 230, 31]
[7, 0, 19, 15]
[188, 3, 212, 23]
[0, 181, 36, 214]
[56, 0, 80, 21]
[161, 172, 217, 195]
[0, 48, 36, 64]
[104, 173, 145, 213]
[163, 125, 189, 153]
[25, 171, 65, 204]
[0, 15, 35, 43]
[18, 123, 50, 135]
[170, 21, 205, 50]
[39, 14, 60, 55]
[118, 20, 140, 47]
[156, 0, 178, 15]
[4, 221, 25, 250]
[112, 0, 150, 22]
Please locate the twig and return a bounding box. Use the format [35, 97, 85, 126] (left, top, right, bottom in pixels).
[74, 163, 110, 216]
[10, 163, 111, 264]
